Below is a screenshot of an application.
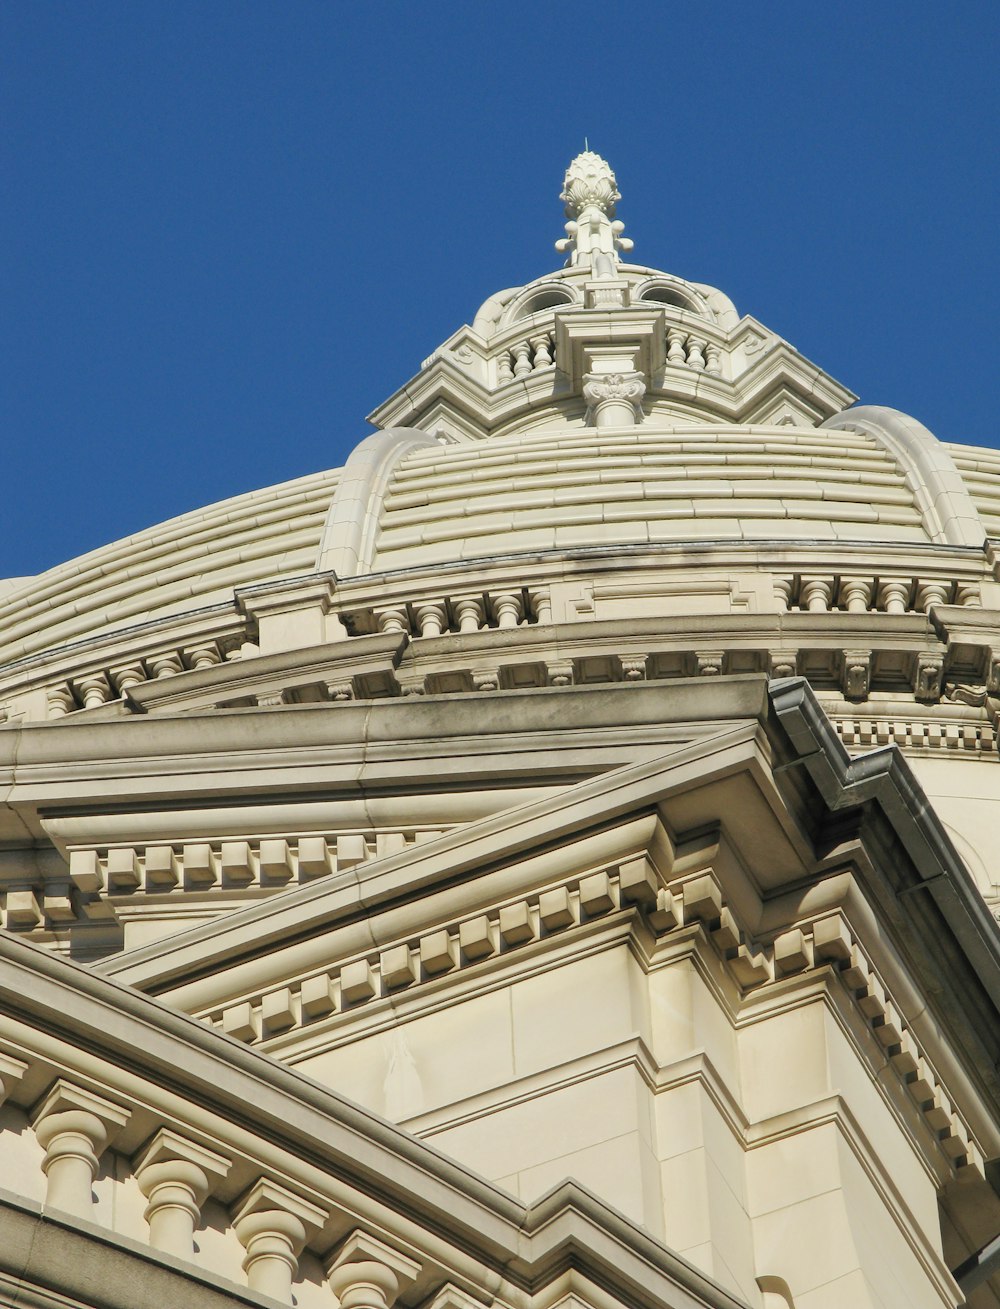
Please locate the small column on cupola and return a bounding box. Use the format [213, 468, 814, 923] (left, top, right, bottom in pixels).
[554, 150, 664, 428]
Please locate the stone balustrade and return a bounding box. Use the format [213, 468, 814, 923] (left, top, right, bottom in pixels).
[45, 636, 243, 719]
[1, 1062, 432, 1306]
[665, 325, 723, 375]
[495, 332, 555, 384]
[773, 574, 979, 614]
[355, 588, 546, 640]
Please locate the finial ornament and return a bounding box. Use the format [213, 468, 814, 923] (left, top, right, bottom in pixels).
[556, 151, 634, 274]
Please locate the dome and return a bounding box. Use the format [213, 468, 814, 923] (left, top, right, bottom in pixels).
[2, 151, 998, 898]
[2, 153, 1000, 1309]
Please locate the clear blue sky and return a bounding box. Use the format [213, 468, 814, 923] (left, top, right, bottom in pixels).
[2, 1, 998, 578]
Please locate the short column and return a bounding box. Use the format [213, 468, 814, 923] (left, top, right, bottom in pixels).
[326, 1230, 420, 1309]
[134, 1128, 229, 1259]
[233, 1179, 326, 1302]
[32, 1080, 129, 1219]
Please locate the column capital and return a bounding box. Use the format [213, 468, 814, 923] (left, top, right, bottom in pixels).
[134, 1126, 229, 1185]
[32, 1079, 130, 1141]
[233, 1179, 327, 1301]
[326, 1229, 421, 1309]
[32, 1080, 129, 1218]
[0, 1050, 28, 1105]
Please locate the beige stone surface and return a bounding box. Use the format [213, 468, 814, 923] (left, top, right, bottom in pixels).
[3, 151, 1000, 1309]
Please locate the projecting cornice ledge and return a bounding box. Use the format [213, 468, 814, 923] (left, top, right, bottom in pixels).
[0, 1190, 280, 1309]
[769, 676, 1000, 1106]
[0, 929, 753, 1309]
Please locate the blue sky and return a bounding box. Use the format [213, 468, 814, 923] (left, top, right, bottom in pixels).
[2, 1, 998, 578]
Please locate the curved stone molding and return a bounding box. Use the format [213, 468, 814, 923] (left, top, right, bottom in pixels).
[317, 427, 439, 578]
[821, 404, 985, 548]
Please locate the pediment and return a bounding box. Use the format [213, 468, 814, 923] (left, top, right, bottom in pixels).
[99, 714, 812, 1012]
[0, 676, 767, 958]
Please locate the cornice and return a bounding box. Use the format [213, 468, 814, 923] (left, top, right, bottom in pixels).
[0, 932, 752, 1309]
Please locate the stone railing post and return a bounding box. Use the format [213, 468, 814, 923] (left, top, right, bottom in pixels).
[916, 579, 952, 612]
[492, 593, 524, 630]
[32, 1081, 129, 1218]
[374, 606, 410, 636]
[799, 578, 833, 613]
[233, 1179, 325, 1302]
[414, 601, 447, 638]
[838, 578, 873, 613]
[878, 579, 911, 614]
[452, 596, 485, 633]
[326, 1230, 420, 1309]
[134, 1128, 229, 1259]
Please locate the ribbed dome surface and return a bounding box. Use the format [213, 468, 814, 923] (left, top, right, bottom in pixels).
[0, 466, 339, 665]
[948, 443, 1000, 538]
[370, 424, 928, 572]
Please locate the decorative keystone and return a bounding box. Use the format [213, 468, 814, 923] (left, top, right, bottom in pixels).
[233, 1179, 326, 1301]
[32, 1080, 130, 1218]
[134, 1128, 229, 1259]
[326, 1230, 420, 1309]
[695, 651, 724, 677]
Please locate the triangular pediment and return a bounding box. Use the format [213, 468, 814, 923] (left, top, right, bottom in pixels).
[97, 712, 812, 1009]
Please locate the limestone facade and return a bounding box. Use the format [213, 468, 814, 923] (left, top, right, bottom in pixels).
[1, 153, 1000, 1309]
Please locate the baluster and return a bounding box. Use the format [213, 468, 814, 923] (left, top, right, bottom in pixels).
[915, 580, 952, 612]
[326, 1232, 420, 1309]
[686, 336, 707, 370]
[414, 601, 447, 638]
[492, 593, 524, 630]
[32, 1082, 129, 1219]
[528, 588, 552, 624]
[233, 1181, 325, 1303]
[496, 351, 513, 384]
[453, 597, 485, 633]
[47, 683, 77, 718]
[839, 578, 873, 613]
[76, 672, 111, 710]
[704, 342, 722, 375]
[772, 577, 794, 612]
[134, 1130, 229, 1260]
[530, 333, 552, 369]
[799, 579, 833, 613]
[666, 328, 687, 365]
[110, 662, 147, 697]
[512, 342, 532, 377]
[878, 579, 911, 615]
[374, 606, 410, 635]
[186, 642, 222, 669]
[148, 651, 185, 679]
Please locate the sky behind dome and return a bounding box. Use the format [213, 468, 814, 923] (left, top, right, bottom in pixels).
[2, 1, 998, 578]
